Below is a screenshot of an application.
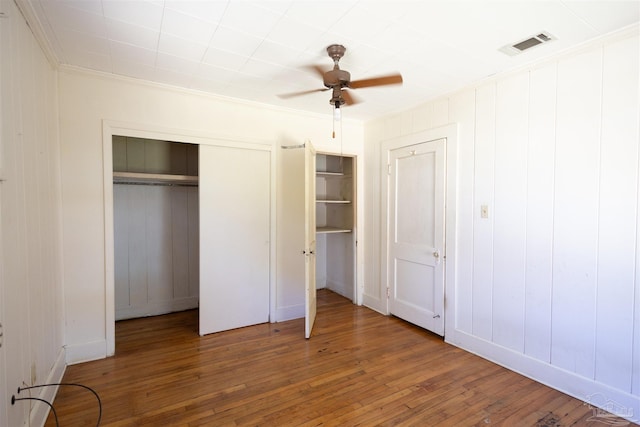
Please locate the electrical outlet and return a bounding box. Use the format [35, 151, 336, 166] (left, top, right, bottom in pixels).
[480, 205, 489, 219]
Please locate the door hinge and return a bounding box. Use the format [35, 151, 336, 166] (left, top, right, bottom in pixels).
[386, 287, 390, 298]
[387, 164, 391, 175]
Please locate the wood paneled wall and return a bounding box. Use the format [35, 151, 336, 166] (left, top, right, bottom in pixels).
[364, 29, 639, 420]
[0, 1, 65, 426]
[114, 185, 199, 320]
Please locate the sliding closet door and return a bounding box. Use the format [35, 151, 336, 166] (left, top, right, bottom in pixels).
[199, 144, 271, 335]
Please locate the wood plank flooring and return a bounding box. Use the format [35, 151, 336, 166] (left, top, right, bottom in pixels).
[45, 290, 633, 426]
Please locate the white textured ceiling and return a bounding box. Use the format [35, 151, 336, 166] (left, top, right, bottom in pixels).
[25, 0, 640, 120]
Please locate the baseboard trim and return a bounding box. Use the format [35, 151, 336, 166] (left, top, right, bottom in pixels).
[273, 304, 304, 322]
[362, 293, 386, 315]
[65, 339, 107, 365]
[446, 329, 640, 424]
[30, 347, 66, 427]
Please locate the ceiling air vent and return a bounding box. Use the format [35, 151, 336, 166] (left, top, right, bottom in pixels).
[499, 31, 556, 56]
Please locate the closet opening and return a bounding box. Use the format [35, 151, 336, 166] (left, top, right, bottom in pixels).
[112, 136, 199, 336]
[315, 153, 356, 303]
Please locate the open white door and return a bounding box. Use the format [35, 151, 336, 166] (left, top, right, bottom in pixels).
[199, 144, 271, 335]
[0, 188, 6, 427]
[304, 142, 317, 338]
[388, 139, 446, 335]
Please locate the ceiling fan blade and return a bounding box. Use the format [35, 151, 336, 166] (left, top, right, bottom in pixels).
[349, 73, 403, 89]
[303, 64, 328, 79]
[277, 88, 329, 99]
[341, 89, 360, 106]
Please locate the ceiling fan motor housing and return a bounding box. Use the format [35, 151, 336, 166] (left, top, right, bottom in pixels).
[324, 69, 351, 88]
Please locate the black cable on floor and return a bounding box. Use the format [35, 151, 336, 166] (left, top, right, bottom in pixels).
[18, 382, 102, 426]
[11, 395, 59, 427]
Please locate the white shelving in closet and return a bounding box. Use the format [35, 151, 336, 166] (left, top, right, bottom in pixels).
[315, 153, 356, 301]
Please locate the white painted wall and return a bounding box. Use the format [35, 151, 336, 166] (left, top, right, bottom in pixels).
[57, 68, 364, 363]
[0, 1, 65, 425]
[364, 28, 640, 420]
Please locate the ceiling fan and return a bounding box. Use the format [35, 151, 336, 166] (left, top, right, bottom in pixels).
[278, 44, 403, 110]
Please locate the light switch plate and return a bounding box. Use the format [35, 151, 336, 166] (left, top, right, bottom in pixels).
[481, 205, 489, 219]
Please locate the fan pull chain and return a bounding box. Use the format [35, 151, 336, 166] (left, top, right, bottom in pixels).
[332, 117, 336, 139]
[340, 115, 344, 162]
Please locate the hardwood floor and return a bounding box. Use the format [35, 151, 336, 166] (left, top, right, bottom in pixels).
[45, 290, 633, 426]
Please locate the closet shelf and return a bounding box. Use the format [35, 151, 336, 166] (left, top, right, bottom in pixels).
[113, 171, 198, 185]
[316, 226, 352, 234]
[316, 199, 351, 204]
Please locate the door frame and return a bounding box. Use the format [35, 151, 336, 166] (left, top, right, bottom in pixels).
[380, 124, 458, 337]
[102, 120, 276, 355]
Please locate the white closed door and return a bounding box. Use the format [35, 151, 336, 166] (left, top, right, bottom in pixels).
[388, 139, 445, 335]
[304, 142, 317, 339]
[199, 144, 271, 335]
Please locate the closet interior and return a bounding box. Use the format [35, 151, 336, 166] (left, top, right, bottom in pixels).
[315, 153, 356, 302]
[112, 136, 199, 320]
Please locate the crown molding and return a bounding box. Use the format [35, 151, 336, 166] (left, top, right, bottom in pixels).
[57, 64, 366, 125]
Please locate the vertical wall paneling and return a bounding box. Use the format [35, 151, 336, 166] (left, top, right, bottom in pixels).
[364, 29, 640, 420]
[524, 63, 557, 363]
[411, 104, 432, 134]
[448, 90, 475, 333]
[492, 73, 529, 352]
[410, 98, 449, 134]
[431, 98, 450, 129]
[112, 136, 127, 170]
[362, 122, 385, 310]
[552, 49, 602, 378]
[400, 112, 412, 136]
[147, 186, 174, 302]
[4, 15, 29, 422]
[635, 34, 640, 395]
[20, 7, 40, 382]
[113, 185, 131, 309]
[595, 35, 639, 392]
[24, 19, 46, 385]
[0, 1, 65, 425]
[471, 84, 496, 341]
[188, 187, 199, 297]
[129, 186, 148, 308]
[145, 141, 171, 174]
[172, 187, 190, 299]
[126, 138, 145, 172]
[635, 95, 640, 399]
